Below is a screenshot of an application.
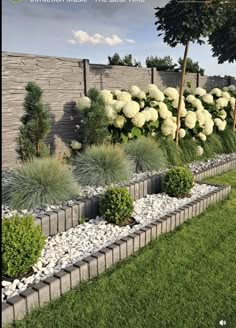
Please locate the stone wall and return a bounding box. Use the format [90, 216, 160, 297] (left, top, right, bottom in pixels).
[2, 51, 235, 168]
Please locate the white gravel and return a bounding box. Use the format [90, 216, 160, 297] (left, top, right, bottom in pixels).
[2, 153, 236, 219]
[2, 183, 217, 302]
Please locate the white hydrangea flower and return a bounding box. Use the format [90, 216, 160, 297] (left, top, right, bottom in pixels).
[210, 88, 222, 97]
[112, 100, 125, 113]
[218, 120, 227, 131]
[70, 140, 82, 150]
[192, 98, 204, 110]
[105, 105, 117, 120]
[221, 91, 231, 100]
[150, 101, 159, 107]
[196, 146, 204, 156]
[142, 108, 152, 122]
[185, 111, 197, 129]
[150, 89, 165, 102]
[123, 101, 140, 118]
[113, 89, 122, 97]
[137, 91, 146, 100]
[117, 91, 132, 103]
[145, 84, 158, 93]
[196, 110, 206, 127]
[228, 85, 236, 92]
[100, 89, 113, 104]
[77, 96, 91, 110]
[197, 132, 207, 142]
[161, 118, 177, 139]
[202, 119, 214, 135]
[171, 116, 177, 123]
[186, 95, 196, 103]
[131, 112, 146, 128]
[179, 128, 186, 139]
[219, 110, 227, 120]
[202, 94, 214, 104]
[140, 101, 145, 109]
[216, 97, 228, 109]
[172, 97, 187, 117]
[148, 108, 158, 121]
[114, 115, 126, 129]
[195, 87, 206, 96]
[164, 87, 179, 100]
[230, 97, 236, 110]
[202, 109, 212, 121]
[129, 86, 141, 97]
[158, 102, 172, 119]
[214, 118, 223, 127]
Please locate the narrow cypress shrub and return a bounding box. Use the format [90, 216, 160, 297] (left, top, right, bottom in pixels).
[16, 82, 51, 161]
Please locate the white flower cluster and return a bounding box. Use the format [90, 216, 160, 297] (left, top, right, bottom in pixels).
[77, 96, 91, 110]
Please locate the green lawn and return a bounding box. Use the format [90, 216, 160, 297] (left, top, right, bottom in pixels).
[11, 170, 236, 328]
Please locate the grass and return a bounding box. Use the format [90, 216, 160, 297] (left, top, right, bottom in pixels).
[10, 170, 236, 328]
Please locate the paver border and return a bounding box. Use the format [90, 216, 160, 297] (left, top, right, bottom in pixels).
[2, 182, 232, 326]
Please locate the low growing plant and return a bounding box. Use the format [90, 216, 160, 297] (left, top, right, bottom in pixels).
[163, 166, 194, 198]
[124, 137, 167, 172]
[99, 187, 134, 225]
[2, 215, 45, 277]
[73, 144, 134, 186]
[3, 157, 79, 210]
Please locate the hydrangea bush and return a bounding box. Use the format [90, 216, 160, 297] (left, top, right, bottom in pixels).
[76, 84, 236, 157]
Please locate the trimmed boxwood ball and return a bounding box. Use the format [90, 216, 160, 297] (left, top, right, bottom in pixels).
[2, 215, 45, 278]
[99, 187, 134, 225]
[163, 166, 194, 198]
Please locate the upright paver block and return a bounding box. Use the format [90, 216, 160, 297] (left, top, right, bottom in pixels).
[77, 201, 86, 222]
[7, 295, 26, 320]
[134, 182, 140, 200]
[54, 271, 71, 294]
[134, 230, 145, 248]
[145, 224, 157, 240]
[157, 218, 167, 233]
[140, 227, 151, 245]
[71, 204, 79, 227]
[175, 210, 181, 227]
[91, 196, 98, 218]
[147, 178, 152, 194]
[32, 282, 50, 306]
[84, 198, 92, 219]
[162, 215, 171, 232]
[143, 180, 148, 197]
[83, 256, 98, 278]
[139, 181, 144, 198]
[55, 209, 66, 233]
[64, 265, 81, 288]
[43, 276, 61, 300]
[20, 289, 39, 313]
[99, 247, 113, 269]
[48, 211, 58, 236]
[91, 252, 106, 274]
[34, 217, 42, 228]
[107, 244, 120, 264]
[2, 303, 14, 326]
[151, 220, 162, 236]
[74, 261, 89, 281]
[128, 233, 140, 252]
[114, 240, 127, 260]
[121, 236, 134, 256]
[62, 206, 73, 230]
[37, 214, 50, 237]
[130, 184, 135, 200]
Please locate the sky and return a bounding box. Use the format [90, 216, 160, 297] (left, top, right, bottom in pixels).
[2, 0, 236, 77]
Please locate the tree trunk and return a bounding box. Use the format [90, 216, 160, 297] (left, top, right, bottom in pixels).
[233, 102, 236, 130]
[175, 40, 190, 145]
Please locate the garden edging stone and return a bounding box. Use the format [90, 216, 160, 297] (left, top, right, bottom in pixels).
[32, 158, 236, 237]
[2, 181, 232, 326]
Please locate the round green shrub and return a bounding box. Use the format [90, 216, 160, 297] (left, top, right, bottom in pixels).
[3, 157, 80, 210]
[2, 215, 45, 278]
[124, 137, 167, 173]
[74, 144, 134, 186]
[99, 187, 134, 225]
[163, 166, 194, 198]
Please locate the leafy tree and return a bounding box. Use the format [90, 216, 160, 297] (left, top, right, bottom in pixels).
[146, 55, 177, 70]
[208, 0, 236, 130]
[17, 82, 51, 161]
[155, 0, 218, 144]
[108, 53, 141, 67]
[177, 57, 205, 76]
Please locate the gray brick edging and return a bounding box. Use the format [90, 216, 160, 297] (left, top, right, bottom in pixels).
[2, 183, 232, 326]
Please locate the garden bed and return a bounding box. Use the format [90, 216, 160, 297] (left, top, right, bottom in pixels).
[2, 181, 231, 325]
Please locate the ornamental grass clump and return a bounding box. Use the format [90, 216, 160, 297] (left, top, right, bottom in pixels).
[2, 215, 45, 277]
[3, 158, 79, 210]
[218, 128, 236, 153]
[163, 166, 194, 198]
[99, 187, 134, 225]
[124, 137, 167, 172]
[158, 135, 183, 167]
[74, 144, 134, 186]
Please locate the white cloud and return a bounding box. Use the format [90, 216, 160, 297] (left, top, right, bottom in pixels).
[67, 30, 135, 46]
